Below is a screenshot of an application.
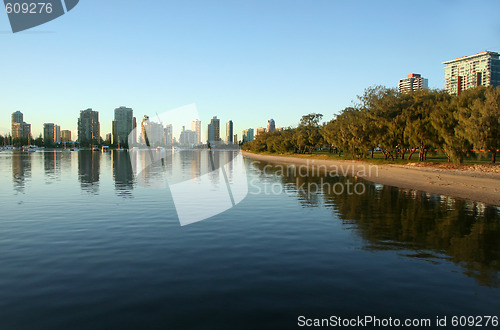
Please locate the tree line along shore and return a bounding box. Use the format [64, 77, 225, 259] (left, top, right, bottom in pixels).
[242, 85, 500, 164]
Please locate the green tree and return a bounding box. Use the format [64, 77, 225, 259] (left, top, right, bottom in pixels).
[403, 89, 445, 161]
[457, 86, 500, 163]
[34, 134, 44, 148]
[296, 113, 323, 153]
[430, 94, 472, 163]
[359, 86, 405, 160]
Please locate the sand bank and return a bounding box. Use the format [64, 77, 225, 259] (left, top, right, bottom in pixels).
[242, 152, 500, 206]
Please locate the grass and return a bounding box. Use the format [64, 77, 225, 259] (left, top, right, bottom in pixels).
[244, 150, 499, 167]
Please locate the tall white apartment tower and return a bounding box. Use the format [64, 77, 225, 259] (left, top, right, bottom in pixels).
[443, 51, 500, 95]
[191, 119, 201, 145]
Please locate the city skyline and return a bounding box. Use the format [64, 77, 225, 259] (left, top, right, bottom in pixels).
[2, 48, 499, 140]
[1, 1, 499, 138]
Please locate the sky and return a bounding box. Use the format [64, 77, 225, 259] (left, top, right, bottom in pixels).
[1, 0, 499, 140]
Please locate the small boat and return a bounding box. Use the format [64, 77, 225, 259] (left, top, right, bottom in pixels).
[70, 147, 80, 151]
[23, 145, 37, 152]
[102, 146, 110, 152]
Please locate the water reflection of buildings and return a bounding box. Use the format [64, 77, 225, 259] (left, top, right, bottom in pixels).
[112, 151, 134, 197]
[251, 160, 500, 287]
[43, 151, 62, 181]
[12, 152, 32, 193]
[78, 151, 101, 194]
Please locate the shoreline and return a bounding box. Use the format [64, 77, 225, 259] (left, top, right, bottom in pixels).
[242, 151, 500, 206]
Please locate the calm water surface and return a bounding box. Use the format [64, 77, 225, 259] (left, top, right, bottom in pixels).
[0, 150, 499, 329]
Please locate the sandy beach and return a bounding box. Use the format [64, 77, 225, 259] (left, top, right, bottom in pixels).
[242, 151, 500, 206]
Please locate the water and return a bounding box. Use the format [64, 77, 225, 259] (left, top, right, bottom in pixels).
[0, 150, 499, 329]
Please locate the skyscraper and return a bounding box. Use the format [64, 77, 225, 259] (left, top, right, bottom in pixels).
[207, 116, 220, 142]
[443, 51, 500, 95]
[164, 124, 173, 146]
[179, 129, 198, 146]
[112, 106, 133, 147]
[11, 111, 31, 140]
[61, 130, 72, 143]
[267, 119, 276, 132]
[256, 127, 266, 136]
[78, 108, 100, 146]
[226, 120, 233, 144]
[191, 119, 201, 145]
[141, 115, 164, 147]
[132, 117, 137, 145]
[242, 128, 254, 142]
[43, 123, 61, 145]
[398, 73, 428, 93]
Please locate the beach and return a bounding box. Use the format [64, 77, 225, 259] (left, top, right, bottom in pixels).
[242, 151, 500, 206]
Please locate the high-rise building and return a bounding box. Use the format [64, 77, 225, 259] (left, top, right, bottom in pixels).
[43, 123, 61, 145]
[226, 120, 233, 144]
[132, 117, 137, 145]
[207, 116, 220, 142]
[242, 128, 254, 142]
[179, 129, 198, 146]
[78, 108, 100, 146]
[112, 106, 133, 147]
[61, 130, 72, 143]
[398, 73, 428, 93]
[141, 115, 164, 147]
[191, 119, 201, 145]
[233, 134, 238, 144]
[11, 111, 31, 139]
[267, 119, 276, 132]
[443, 51, 500, 95]
[164, 124, 173, 146]
[256, 127, 266, 136]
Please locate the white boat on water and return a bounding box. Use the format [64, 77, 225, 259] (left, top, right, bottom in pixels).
[23, 145, 37, 152]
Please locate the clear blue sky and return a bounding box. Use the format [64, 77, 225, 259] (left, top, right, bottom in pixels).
[1, 0, 499, 139]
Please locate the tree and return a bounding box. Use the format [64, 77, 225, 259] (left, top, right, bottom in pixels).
[457, 86, 500, 163]
[430, 93, 472, 164]
[0, 134, 4, 146]
[403, 89, 444, 161]
[358, 86, 405, 160]
[34, 134, 44, 147]
[296, 113, 323, 153]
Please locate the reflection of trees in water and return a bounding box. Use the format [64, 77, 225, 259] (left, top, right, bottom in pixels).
[251, 160, 500, 287]
[12, 152, 32, 193]
[112, 151, 134, 198]
[78, 151, 100, 194]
